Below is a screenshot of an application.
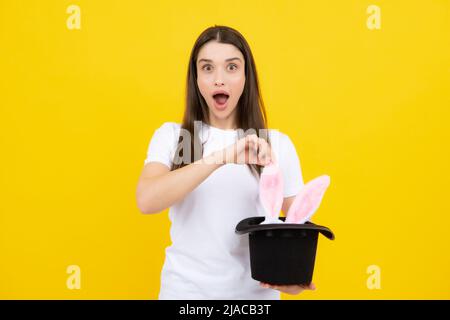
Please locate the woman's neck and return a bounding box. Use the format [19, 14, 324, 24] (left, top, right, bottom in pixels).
[208, 116, 237, 130]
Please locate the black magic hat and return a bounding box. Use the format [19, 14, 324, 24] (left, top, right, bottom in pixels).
[235, 216, 335, 285]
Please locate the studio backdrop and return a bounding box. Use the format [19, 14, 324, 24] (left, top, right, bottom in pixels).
[0, 0, 449, 299]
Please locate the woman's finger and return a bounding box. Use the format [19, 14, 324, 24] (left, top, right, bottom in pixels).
[257, 138, 271, 165]
[303, 283, 316, 290]
[260, 282, 316, 294]
[246, 137, 258, 164]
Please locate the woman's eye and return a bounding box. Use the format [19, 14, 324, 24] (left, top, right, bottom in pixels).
[201, 64, 238, 71]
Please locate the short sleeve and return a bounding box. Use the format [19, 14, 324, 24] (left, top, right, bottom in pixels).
[279, 134, 304, 197]
[143, 122, 178, 169]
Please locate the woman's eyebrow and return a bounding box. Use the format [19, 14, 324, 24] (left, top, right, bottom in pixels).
[198, 57, 242, 64]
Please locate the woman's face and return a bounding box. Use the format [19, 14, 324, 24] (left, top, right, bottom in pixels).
[196, 41, 245, 127]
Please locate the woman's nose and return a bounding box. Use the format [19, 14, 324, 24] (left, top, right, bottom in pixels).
[214, 70, 225, 86]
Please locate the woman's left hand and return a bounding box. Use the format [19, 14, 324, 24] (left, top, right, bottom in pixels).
[260, 282, 316, 295]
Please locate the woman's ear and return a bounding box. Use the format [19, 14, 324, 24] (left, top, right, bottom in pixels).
[285, 175, 331, 224]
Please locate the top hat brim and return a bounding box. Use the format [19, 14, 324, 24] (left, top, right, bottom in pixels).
[235, 216, 335, 240]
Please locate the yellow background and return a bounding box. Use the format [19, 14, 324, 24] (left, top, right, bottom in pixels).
[0, 0, 449, 299]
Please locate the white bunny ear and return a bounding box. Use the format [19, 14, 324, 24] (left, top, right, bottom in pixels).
[259, 162, 284, 224]
[285, 175, 331, 224]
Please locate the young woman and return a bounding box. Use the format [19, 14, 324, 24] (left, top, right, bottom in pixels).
[136, 25, 315, 299]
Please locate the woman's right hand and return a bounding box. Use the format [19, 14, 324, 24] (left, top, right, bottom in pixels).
[212, 134, 275, 166]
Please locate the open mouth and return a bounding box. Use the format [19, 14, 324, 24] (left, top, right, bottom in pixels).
[213, 93, 229, 105]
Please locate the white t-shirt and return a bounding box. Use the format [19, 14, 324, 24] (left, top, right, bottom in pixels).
[143, 121, 304, 300]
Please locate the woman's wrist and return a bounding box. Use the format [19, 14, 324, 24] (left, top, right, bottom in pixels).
[201, 150, 226, 167]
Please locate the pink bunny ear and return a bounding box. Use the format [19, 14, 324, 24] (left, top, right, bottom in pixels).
[259, 162, 284, 222]
[285, 175, 331, 224]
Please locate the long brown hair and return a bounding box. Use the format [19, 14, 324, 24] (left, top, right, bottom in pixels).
[172, 25, 270, 178]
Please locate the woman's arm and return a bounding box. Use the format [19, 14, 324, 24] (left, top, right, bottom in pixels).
[136, 133, 273, 214]
[136, 152, 224, 214]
